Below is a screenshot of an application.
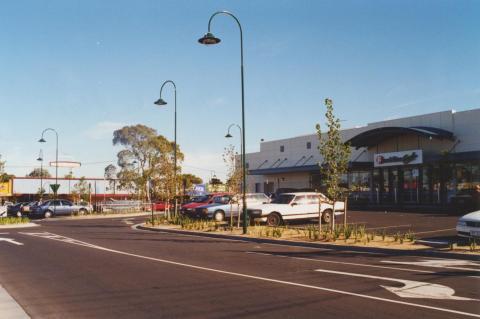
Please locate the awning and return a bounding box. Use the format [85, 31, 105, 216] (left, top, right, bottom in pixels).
[346, 126, 454, 149]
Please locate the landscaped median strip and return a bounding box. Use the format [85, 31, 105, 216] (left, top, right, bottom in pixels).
[20, 231, 480, 318]
[136, 223, 480, 261]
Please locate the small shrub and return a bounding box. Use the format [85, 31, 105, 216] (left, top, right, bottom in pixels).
[381, 229, 387, 241]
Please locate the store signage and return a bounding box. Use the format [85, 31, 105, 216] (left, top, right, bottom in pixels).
[374, 150, 423, 167]
[0, 181, 12, 196]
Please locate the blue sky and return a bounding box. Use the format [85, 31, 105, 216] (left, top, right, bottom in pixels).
[1, 0, 479, 182]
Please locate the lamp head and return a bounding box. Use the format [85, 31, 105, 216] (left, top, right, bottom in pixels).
[198, 32, 221, 45]
[154, 98, 167, 106]
[225, 133, 233, 138]
[36, 157, 43, 162]
[38, 137, 46, 143]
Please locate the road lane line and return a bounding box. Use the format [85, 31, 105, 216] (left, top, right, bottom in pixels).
[20, 231, 480, 318]
[0, 238, 23, 246]
[245, 251, 433, 273]
[381, 259, 480, 272]
[314, 269, 476, 300]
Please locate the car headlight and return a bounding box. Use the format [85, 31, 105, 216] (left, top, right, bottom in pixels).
[457, 220, 467, 227]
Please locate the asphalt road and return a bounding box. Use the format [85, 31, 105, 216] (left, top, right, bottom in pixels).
[0, 216, 479, 319]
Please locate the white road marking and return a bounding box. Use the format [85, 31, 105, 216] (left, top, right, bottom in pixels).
[314, 269, 476, 300]
[382, 259, 480, 272]
[122, 218, 134, 225]
[246, 251, 433, 273]
[0, 237, 23, 246]
[20, 231, 480, 318]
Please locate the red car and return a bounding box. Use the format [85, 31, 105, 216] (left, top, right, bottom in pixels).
[181, 193, 230, 217]
[153, 201, 171, 211]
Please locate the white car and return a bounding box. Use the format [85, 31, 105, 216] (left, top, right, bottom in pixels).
[456, 210, 480, 239]
[0, 205, 7, 218]
[248, 192, 345, 226]
[199, 193, 271, 221]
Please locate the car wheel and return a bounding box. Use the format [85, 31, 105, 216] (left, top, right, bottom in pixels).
[266, 212, 282, 227]
[78, 208, 87, 215]
[322, 209, 332, 224]
[213, 210, 225, 222]
[44, 210, 53, 218]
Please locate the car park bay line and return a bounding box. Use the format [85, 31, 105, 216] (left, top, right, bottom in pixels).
[410, 228, 456, 235]
[245, 251, 434, 274]
[19, 231, 480, 318]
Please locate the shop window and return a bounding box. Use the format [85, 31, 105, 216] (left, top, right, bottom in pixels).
[255, 183, 261, 193]
[348, 171, 372, 205]
[280, 145, 284, 152]
[306, 142, 311, 149]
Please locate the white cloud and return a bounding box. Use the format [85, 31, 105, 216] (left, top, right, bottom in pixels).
[182, 151, 228, 182]
[84, 121, 126, 140]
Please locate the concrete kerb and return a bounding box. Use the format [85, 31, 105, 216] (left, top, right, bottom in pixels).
[137, 224, 480, 261]
[0, 223, 39, 229]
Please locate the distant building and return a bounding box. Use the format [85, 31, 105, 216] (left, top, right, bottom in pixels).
[245, 108, 480, 212]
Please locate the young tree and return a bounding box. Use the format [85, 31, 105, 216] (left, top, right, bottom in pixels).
[72, 177, 90, 202]
[27, 168, 52, 178]
[0, 155, 13, 182]
[223, 145, 242, 226]
[316, 98, 351, 233]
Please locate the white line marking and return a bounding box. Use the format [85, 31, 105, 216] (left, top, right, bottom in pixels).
[382, 259, 480, 272]
[0, 237, 23, 246]
[245, 251, 433, 273]
[20, 231, 480, 318]
[314, 269, 477, 300]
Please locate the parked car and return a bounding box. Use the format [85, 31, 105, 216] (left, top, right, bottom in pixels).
[31, 200, 93, 218]
[187, 194, 233, 218]
[153, 201, 171, 211]
[0, 205, 7, 218]
[247, 192, 345, 226]
[20, 201, 39, 215]
[198, 193, 271, 221]
[7, 202, 29, 217]
[456, 210, 480, 239]
[181, 193, 230, 217]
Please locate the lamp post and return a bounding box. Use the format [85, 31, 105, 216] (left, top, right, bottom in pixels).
[36, 150, 43, 200]
[199, 11, 248, 234]
[154, 80, 178, 217]
[38, 128, 59, 198]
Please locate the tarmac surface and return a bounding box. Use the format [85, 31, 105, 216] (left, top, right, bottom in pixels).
[0, 215, 478, 318]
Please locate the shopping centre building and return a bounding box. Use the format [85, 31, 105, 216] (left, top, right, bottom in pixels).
[245, 108, 480, 212]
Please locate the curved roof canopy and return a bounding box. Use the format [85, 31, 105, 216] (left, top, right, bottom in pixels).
[346, 126, 454, 149]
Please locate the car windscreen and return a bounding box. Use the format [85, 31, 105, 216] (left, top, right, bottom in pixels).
[271, 194, 295, 204]
[192, 195, 209, 202]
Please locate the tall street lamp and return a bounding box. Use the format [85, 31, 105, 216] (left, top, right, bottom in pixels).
[36, 149, 43, 200]
[199, 11, 248, 234]
[154, 80, 178, 216]
[39, 128, 59, 198]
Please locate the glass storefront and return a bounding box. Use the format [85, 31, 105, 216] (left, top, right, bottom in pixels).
[345, 160, 479, 210]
